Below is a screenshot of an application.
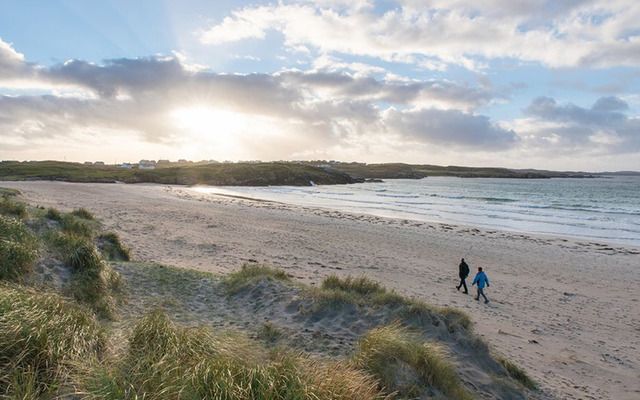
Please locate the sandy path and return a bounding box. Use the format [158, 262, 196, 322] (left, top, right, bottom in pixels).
[3, 181, 639, 400]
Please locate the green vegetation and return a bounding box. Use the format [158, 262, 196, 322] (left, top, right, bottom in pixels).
[98, 232, 130, 261]
[83, 310, 382, 400]
[0, 191, 27, 218]
[316, 275, 471, 332]
[497, 356, 537, 390]
[51, 232, 122, 319]
[44, 207, 62, 221]
[0, 284, 105, 399]
[308, 161, 595, 179]
[353, 323, 471, 399]
[223, 264, 291, 294]
[0, 215, 38, 281]
[60, 213, 97, 237]
[0, 160, 359, 186]
[71, 207, 95, 220]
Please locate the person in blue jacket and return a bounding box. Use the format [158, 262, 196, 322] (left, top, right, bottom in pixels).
[472, 267, 490, 304]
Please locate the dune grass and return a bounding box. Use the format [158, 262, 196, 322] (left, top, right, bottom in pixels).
[60, 213, 96, 238]
[71, 208, 94, 220]
[0, 195, 27, 218]
[0, 215, 39, 281]
[51, 232, 122, 319]
[354, 323, 471, 400]
[0, 283, 105, 399]
[97, 232, 130, 261]
[82, 310, 383, 400]
[223, 264, 291, 294]
[497, 356, 537, 390]
[44, 207, 62, 221]
[316, 275, 471, 332]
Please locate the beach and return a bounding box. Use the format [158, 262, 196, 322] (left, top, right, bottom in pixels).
[3, 181, 639, 400]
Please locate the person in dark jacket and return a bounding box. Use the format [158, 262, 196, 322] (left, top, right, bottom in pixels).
[456, 258, 470, 294]
[472, 267, 490, 304]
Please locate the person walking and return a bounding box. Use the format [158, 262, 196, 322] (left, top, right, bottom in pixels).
[472, 267, 490, 304]
[456, 258, 470, 294]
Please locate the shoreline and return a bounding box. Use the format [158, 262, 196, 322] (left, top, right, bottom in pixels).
[2, 180, 639, 400]
[183, 185, 640, 255]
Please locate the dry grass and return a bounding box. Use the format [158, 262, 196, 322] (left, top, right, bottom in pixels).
[82, 310, 384, 400]
[0, 283, 105, 399]
[315, 275, 472, 332]
[51, 232, 123, 319]
[97, 232, 131, 261]
[497, 356, 537, 390]
[223, 264, 291, 294]
[353, 323, 471, 400]
[0, 215, 39, 281]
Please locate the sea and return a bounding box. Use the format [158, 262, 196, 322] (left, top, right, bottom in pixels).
[192, 176, 640, 247]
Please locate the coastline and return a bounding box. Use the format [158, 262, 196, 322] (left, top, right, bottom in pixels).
[2, 180, 639, 400]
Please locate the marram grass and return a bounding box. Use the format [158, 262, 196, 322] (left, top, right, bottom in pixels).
[82, 310, 384, 400]
[316, 275, 472, 332]
[223, 263, 291, 294]
[0, 215, 39, 281]
[51, 232, 123, 319]
[353, 323, 472, 400]
[0, 283, 105, 399]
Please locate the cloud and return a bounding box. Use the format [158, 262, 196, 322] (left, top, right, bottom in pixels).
[519, 96, 640, 152]
[198, 1, 640, 69]
[0, 44, 518, 161]
[384, 108, 519, 149]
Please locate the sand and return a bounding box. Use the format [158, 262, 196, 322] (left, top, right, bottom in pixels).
[2, 181, 639, 400]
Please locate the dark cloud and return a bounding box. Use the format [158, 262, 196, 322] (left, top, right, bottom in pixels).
[385, 108, 519, 149]
[524, 96, 640, 152]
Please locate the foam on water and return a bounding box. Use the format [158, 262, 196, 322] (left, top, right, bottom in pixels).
[192, 176, 640, 246]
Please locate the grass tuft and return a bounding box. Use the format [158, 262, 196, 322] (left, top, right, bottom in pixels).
[0, 196, 27, 218]
[315, 275, 472, 332]
[0, 283, 105, 398]
[44, 207, 62, 221]
[497, 356, 537, 390]
[0, 215, 38, 281]
[71, 208, 94, 220]
[60, 214, 95, 238]
[97, 232, 130, 261]
[51, 232, 122, 319]
[224, 264, 291, 294]
[82, 310, 383, 400]
[354, 323, 471, 400]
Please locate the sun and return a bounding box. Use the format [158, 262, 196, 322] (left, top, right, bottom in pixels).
[171, 106, 249, 137]
[170, 106, 252, 158]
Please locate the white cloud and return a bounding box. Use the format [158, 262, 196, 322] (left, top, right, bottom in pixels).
[198, 1, 640, 69]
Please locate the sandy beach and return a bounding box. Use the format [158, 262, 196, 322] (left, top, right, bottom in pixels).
[3, 181, 639, 400]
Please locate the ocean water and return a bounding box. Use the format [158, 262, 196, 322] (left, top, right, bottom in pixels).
[192, 176, 640, 247]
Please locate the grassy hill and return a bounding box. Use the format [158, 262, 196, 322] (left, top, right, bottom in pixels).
[0, 161, 359, 186]
[317, 162, 595, 179]
[0, 188, 539, 399]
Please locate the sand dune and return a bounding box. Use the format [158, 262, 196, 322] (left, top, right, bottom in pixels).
[3, 181, 639, 400]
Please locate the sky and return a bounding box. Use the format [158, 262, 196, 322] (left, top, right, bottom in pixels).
[0, 0, 639, 171]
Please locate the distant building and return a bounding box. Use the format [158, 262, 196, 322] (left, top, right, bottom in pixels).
[157, 159, 171, 166]
[139, 160, 156, 170]
[84, 161, 93, 165]
[120, 163, 134, 169]
[94, 161, 105, 166]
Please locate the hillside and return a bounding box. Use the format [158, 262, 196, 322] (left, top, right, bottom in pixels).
[0, 161, 360, 186]
[0, 187, 541, 399]
[306, 162, 595, 179]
